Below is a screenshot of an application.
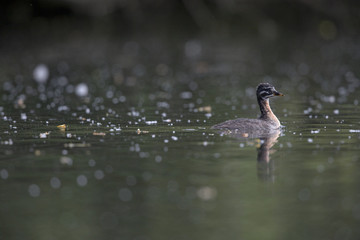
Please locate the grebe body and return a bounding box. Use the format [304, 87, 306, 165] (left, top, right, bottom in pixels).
[211, 83, 283, 135]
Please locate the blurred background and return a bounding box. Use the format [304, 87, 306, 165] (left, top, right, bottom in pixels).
[1, 0, 360, 37]
[2, 0, 360, 92]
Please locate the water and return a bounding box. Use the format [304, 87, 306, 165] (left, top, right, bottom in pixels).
[1, 33, 360, 240]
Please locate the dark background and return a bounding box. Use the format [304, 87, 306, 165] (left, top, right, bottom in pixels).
[1, 0, 360, 36]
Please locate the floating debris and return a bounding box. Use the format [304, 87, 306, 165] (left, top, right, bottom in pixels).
[311, 129, 320, 134]
[60, 156, 73, 166]
[183, 129, 196, 132]
[242, 133, 249, 138]
[197, 106, 212, 113]
[57, 124, 67, 131]
[136, 129, 149, 134]
[64, 143, 91, 148]
[39, 132, 50, 138]
[349, 129, 360, 133]
[145, 120, 157, 125]
[1, 139, 13, 145]
[93, 132, 106, 136]
[15, 98, 26, 109]
[34, 150, 41, 156]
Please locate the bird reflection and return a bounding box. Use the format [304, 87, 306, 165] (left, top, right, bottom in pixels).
[218, 129, 281, 182]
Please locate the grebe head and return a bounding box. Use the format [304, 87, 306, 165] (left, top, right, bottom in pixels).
[256, 83, 284, 101]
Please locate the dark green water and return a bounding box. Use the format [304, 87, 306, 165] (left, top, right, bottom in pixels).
[1, 34, 360, 240]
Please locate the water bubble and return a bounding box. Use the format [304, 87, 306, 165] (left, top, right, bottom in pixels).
[126, 176, 137, 186]
[180, 91, 193, 99]
[352, 203, 360, 220]
[142, 172, 152, 181]
[33, 64, 49, 84]
[156, 63, 169, 76]
[0, 169, 9, 179]
[133, 64, 146, 77]
[88, 159, 96, 167]
[119, 96, 126, 102]
[50, 177, 61, 189]
[76, 175, 88, 187]
[155, 155, 162, 163]
[319, 20, 337, 40]
[105, 165, 113, 173]
[75, 83, 89, 97]
[20, 113, 27, 120]
[119, 188, 133, 202]
[58, 105, 70, 112]
[145, 120, 158, 125]
[197, 186, 217, 201]
[298, 188, 311, 201]
[185, 40, 202, 58]
[66, 85, 74, 93]
[94, 170, 104, 180]
[100, 212, 119, 229]
[28, 184, 41, 197]
[297, 63, 310, 75]
[317, 164, 325, 173]
[57, 76, 68, 86]
[258, 19, 278, 40]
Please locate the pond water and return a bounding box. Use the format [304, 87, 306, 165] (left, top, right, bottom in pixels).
[1, 33, 360, 240]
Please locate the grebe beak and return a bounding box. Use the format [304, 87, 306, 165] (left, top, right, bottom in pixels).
[273, 91, 284, 96]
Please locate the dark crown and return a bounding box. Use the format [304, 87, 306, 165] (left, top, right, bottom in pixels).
[256, 83, 277, 100]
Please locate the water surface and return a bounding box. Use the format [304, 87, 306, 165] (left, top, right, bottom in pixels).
[1, 34, 360, 240]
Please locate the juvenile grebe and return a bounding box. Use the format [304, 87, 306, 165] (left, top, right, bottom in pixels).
[211, 83, 284, 135]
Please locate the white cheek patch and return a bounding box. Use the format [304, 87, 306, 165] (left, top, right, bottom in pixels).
[258, 89, 271, 99]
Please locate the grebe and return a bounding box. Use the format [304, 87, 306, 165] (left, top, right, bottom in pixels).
[211, 83, 284, 136]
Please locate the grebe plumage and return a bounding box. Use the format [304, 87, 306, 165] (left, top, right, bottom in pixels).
[211, 83, 284, 136]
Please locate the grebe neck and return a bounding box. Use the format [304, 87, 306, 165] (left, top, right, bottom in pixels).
[258, 98, 280, 126]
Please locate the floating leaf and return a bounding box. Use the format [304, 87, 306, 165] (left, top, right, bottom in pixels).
[198, 106, 212, 113]
[93, 132, 106, 136]
[57, 124, 67, 130]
